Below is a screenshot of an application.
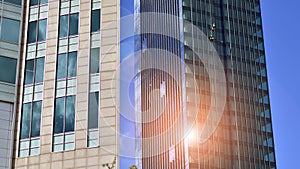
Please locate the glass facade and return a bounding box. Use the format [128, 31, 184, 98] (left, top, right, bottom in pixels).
[134, 0, 277, 168]
[18, 0, 48, 158]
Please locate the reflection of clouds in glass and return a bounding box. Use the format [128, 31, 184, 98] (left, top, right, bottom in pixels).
[66, 96, 75, 132]
[68, 52, 77, 78]
[54, 98, 64, 134]
[32, 101, 42, 137]
[21, 103, 31, 139]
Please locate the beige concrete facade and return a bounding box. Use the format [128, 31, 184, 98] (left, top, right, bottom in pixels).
[13, 0, 120, 168]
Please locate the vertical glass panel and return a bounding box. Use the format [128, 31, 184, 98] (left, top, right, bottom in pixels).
[88, 92, 99, 129]
[69, 13, 79, 36]
[35, 57, 45, 83]
[0, 56, 17, 84]
[91, 9, 101, 32]
[1, 18, 20, 43]
[30, 0, 38, 6]
[65, 96, 75, 132]
[67, 52, 77, 78]
[25, 60, 35, 85]
[4, 0, 22, 5]
[27, 21, 37, 43]
[54, 98, 64, 134]
[31, 101, 42, 137]
[38, 19, 47, 41]
[90, 48, 100, 74]
[59, 15, 68, 38]
[21, 103, 32, 139]
[57, 54, 67, 79]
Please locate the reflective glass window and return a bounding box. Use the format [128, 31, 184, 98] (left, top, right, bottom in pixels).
[27, 21, 37, 43]
[57, 54, 67, 79]
[38, 20, 47, 42]
[54, 96, 76, 134]
[54, 98, 64, 134]
[59, 14, 79, 38]
[88, 92, 99, 129]
[59, 15, 68, 38]
[0, 56, 17, 84]
[4, 0, 22, 5]
[91, 9, 100, 32]
[27, 20, 47, 43]
[24, 58, 45, 85]
[67, 52, 77, 78]
[1, 18, 20, 43]
[90, 48, 100, 74]
[31, 101, 42, 137]
[30, 0, 47, 6]
[30, 0, 38, 6]
[20, 103, 31, 139]
[25, 60, 34, 84]
[69, 14, 79, 36]
[65, 96, 75, 132]
[35, 57, 45, 83]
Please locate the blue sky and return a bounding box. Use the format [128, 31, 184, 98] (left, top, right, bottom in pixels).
[261, 0, 300, 168]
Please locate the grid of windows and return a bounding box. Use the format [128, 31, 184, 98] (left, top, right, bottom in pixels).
[18, 0, 48, 158]
[24, 57, 45, 85]
[87, 0, 101, 147]
[53, 96, 76, 152]
[19, 101, 42, 157]
[52, 0, 79, 152]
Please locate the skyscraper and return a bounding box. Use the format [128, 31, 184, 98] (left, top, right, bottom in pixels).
[0, 0, 275, 168]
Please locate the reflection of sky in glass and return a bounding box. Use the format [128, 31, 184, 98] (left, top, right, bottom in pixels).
[120, 0, 136, 167]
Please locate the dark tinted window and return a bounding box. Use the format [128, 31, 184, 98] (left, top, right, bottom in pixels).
[65, 96, 75, 132]
[0, 56, 17, 84]
[90, 48, 100, 74]
[54, 98, 64, 134]
[24, 60, 34, 84]
[59, 15, 68, 38]
[20, 103, 31, 139]
[4, 0, 22, 5]
[67, 52, 77, 78]
[27, 21, 37, 43]
[57, 54, 67, 79]
[35, 57, 45, 83]
[69, 14, 79, 36]
[1, 18, 20, 43]
[38, 19, 47, 41]
[31, 101, 42, 137]
[88, 92, 99, 129]
[91, 9, 100, 32]
[30, 0, 38, 6]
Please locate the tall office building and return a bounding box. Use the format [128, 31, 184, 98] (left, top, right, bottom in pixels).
[137, 0, 277, 169]
[0, 0, 275, 168]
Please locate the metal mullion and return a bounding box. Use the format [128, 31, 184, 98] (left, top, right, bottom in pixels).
[62, 96, 67, 150]
[27, 101, 34, 155]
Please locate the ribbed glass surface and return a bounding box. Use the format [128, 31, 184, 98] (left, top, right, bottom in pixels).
[138, 0, 276, 168]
